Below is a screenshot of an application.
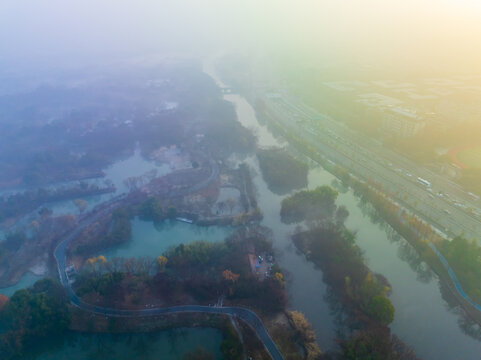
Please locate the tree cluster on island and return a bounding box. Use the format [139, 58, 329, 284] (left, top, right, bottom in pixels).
[73, 229, 286, 315]
[0, 214, 77, 288]
[70, 197, 180, 257]
[0, 181, 114, 224]
[280, 185, 348, 226]
[257, 148, 309, 195]
[281, 186, 418, 360]
[71, 207, 132, 256]
[0, 279, 70, 360]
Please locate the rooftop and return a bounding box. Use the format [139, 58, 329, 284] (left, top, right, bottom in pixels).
[389, 107, 421, 120]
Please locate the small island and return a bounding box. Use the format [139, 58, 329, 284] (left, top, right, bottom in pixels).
[257, 149, 308, 195]
[281, 186, 418, 359]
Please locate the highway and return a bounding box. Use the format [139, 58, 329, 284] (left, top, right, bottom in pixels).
[261, 92, 481, 241]
[52, 160, 284, 360]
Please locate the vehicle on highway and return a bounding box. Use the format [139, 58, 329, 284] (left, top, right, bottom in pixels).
[468, 192, 480, 201]
[417, 177, 431, 188]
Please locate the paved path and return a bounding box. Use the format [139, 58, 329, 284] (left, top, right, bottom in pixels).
[397, 209, 481, 313]
[428, 243, 481, 312]
[53, 161, 284, 360]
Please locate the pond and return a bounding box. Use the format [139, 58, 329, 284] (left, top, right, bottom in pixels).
[0, 271, 44, 297]
[44, 147, 172, 218]
[33, 327, 223, 360]
[101, 218, 233, 260]
[103, 147, 171, 195]
[0, 148, 174, 293]
[1, 147, 172, 226]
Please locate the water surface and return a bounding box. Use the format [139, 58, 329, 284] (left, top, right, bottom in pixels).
[220, 78, 481, 358]
[0, 272, 43, 297]
[33, 327, 223, 360]
[101, 218, 232, 259]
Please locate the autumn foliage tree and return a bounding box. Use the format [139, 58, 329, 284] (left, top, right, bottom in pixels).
[288, 311, 322, 359]
[274, 272, 284, 286]
[73, 199, 88, 213]
[222, 269, 240, 283]
[85, 255, 107, 274]
[0, 294, 8, 311]
[157, 256, 168, 271]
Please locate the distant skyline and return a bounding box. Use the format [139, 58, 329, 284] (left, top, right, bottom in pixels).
[1, 0, 481, 75]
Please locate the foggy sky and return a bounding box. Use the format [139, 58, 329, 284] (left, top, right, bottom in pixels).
[1, 0, 481, 74]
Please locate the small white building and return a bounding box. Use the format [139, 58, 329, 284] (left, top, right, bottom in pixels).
[382, 107, 425, 137]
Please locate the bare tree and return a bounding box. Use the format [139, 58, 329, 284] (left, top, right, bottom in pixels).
[226, 198, 236, 214]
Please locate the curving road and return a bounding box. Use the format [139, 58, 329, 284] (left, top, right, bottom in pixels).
[53, 161, 284, 360]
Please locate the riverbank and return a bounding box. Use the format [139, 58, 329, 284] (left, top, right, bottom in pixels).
[0, 182, 115, 230]
[277, 185, 417, 358]
[293, 226, 418, 359]
[69, 310, 269, 360]
[70, 227, 317, 359]
[255, 96, 481, 326]
[66, 162, 261, 264]
[206, 58, 481, 358]
[2, 222, 308, 360]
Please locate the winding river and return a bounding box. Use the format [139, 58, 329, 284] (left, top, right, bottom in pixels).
[3, 63, 481, 358]
[205, 63, 481, 359]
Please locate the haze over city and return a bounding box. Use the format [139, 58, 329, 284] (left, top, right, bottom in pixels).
[1, 1, 481, 360]
[2, 0, 481, 73]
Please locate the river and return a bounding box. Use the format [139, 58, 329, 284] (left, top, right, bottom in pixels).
[206, 63, 481, 358]
[3, 63, 481, 358]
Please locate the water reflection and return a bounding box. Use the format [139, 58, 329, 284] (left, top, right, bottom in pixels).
[223, 88, 481, 357]
[397, 241, 433, 284]
[101, 218, 232, 260]
[331, 179, 349, 194]
[34, 328, 223, 360]
[0, 272, 43, 297]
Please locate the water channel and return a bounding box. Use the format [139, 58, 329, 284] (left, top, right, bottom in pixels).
[0, 148, 172, 295]
[2, 64, 481, 358]
[214, 73, 481, 358]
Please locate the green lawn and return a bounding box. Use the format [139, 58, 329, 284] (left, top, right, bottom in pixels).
[458, 146, 481, 169]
